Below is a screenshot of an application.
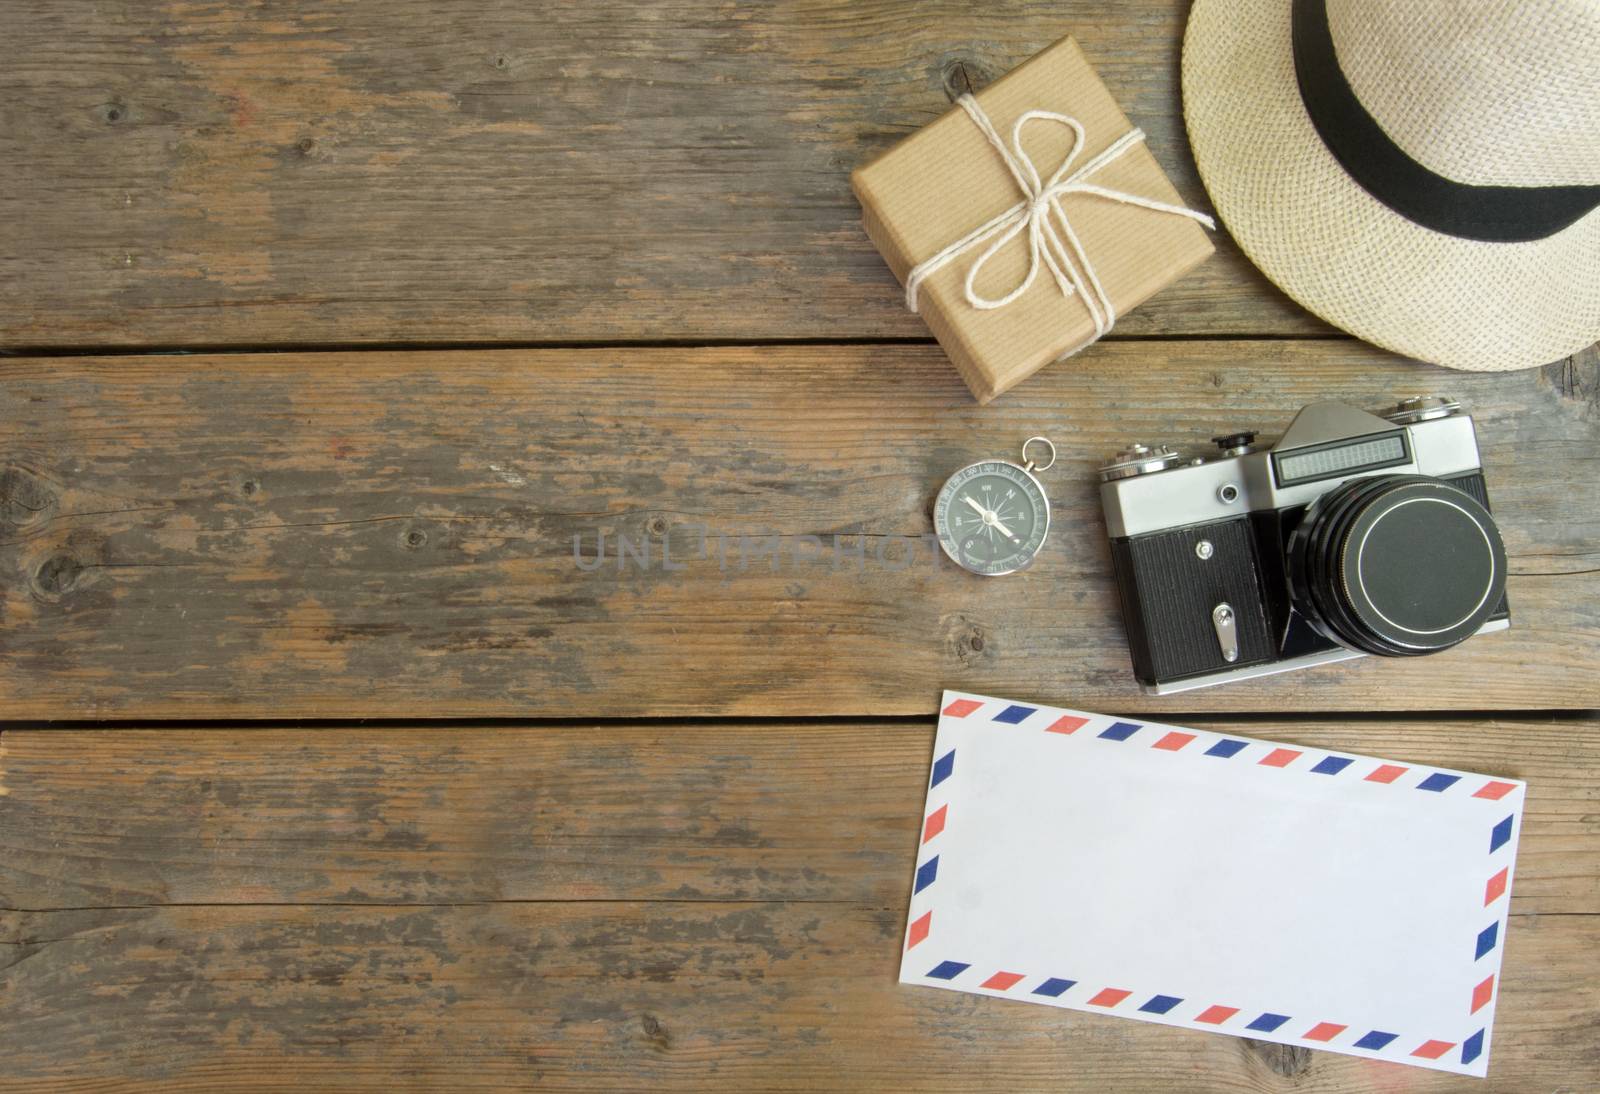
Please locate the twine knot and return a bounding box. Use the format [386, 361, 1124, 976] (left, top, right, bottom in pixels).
[904, 94, 1214, 345]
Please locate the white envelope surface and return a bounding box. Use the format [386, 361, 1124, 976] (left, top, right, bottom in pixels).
[900, 691, 1526, 1077]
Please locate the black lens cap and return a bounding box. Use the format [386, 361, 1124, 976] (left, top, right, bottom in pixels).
[1290, 475, 1507, 657]
[1334, 478, 1505, 653]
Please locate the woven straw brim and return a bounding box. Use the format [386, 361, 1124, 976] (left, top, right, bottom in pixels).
[1183, 0, 1600, 371]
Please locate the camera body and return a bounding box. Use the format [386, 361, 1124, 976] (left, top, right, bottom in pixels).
[1098, 397, 1510, 694]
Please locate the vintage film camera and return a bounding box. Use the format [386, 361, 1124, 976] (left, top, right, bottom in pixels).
[1098, 397, 1509, 694]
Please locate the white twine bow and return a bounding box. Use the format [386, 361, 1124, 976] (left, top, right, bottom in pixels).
[904, 94, 1214, 344]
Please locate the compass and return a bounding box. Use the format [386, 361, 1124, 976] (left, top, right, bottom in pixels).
[932, 437, 1056, 576]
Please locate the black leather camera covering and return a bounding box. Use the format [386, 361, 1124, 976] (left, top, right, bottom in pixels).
[1108, 516, 1275, 685]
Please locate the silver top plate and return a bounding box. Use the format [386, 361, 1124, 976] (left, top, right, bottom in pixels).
[1101, 413, 1484, 539]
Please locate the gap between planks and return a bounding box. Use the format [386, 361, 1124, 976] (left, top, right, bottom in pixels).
[0, 331, 1357, 359]
[1, 709, 1594, 732]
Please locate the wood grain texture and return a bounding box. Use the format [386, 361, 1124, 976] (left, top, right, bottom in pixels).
[2, 717, 1596, 1090]
[2, 342, 1595, 719]
[3, 3, 1595, 1090]
[0, 0, 1321, 348]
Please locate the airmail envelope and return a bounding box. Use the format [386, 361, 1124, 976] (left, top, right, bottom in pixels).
[900, 692, 1526, 1077]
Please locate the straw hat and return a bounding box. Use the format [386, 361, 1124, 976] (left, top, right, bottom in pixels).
[1182, 0, 1600, 371]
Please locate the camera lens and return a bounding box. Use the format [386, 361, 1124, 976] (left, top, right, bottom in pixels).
[1287, 475, 1506, 657]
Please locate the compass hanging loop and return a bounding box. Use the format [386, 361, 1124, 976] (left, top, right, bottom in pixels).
[1022, 436, 1057, 474]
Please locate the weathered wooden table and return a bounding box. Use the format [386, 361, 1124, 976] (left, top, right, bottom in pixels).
[2, 2, 1596, 1090]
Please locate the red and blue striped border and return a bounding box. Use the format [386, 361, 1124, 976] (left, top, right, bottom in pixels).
[907, 695, 1522, 1070]
[942, 695, 1518, 801]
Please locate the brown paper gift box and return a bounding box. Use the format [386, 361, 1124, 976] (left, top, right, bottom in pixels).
[851, 36, 1215, 403]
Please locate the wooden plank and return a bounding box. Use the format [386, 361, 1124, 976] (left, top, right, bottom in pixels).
[3, 902, 1594, 1091]
[1, 718, 1596, 1090]
[0, 0, 1321, 347]
[1, 342, 1595, 718]
[2, 719, 1593, 914]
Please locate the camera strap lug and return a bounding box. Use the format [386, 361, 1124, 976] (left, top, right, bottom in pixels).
[1211, 603, 1239, 664]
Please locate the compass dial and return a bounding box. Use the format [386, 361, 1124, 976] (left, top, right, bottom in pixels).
[933, 461, 1050, 576]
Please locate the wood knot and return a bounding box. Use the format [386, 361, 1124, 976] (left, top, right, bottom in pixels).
[240, 477, 261, 497]
[0, 466, 59, 532]
[946, 615, 994, 668]
[34, 553, 84, 598]
[645, 515, 668, 538]
[1542, 347, 1596, 404]
[938, 52, 1005, 102]
[639, 1013, 670, 1051]
[296, 137, 317, 156]
[102, 102, 126, 124]
[1243, 1038, 1312, 1077]
[402, 528, 428, 550]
